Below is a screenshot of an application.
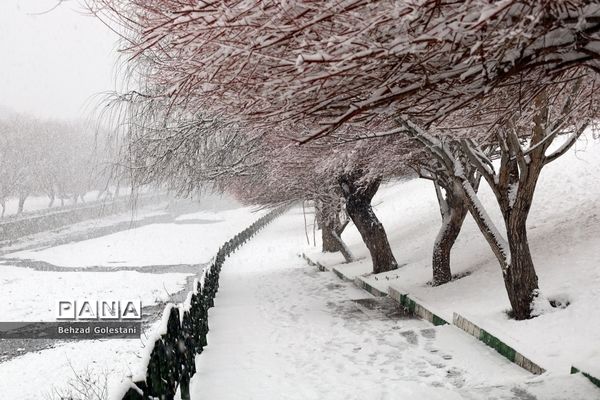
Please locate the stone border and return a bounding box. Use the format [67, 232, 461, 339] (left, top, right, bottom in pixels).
[388, 287, 449, 326]
[300, 253, 567, 378]
[300, 253, 327, 272]
[571, 366, 600, 389]
[353, 276, 387, 297]
[453, 313, 545, 375]
[330, 267, 353, 282]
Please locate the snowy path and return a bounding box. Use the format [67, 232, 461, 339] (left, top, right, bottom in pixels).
[0, 200, 265, 399]
[189, 208, 596, 400]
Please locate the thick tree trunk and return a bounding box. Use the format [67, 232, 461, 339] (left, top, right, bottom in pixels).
[504, 218, 539, 319]
[48, 194, 55, 208]
[432, 199, 467, 285]
[430, 174, 479, 286]
[339, 173, 398, 274]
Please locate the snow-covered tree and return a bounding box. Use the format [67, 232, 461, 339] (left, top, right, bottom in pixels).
[87, 0, 600, 318]
[88, 0, 600, 139]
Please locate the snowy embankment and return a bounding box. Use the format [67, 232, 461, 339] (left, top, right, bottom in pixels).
[0, 202, 265, 399]
[305, 132, 600, 379]
[187, 207, 597, 400]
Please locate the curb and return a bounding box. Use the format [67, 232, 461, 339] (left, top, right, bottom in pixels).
[571, 366, 600, 389]
[388, 287, 449, 326]
[353, 277, 388, 297]
[300, 253, 327, 272]
[331, 267, 353, 282]
[301, 253, 561, 379]
[301, 254, 384, 293]
[453, 313, 545, 375]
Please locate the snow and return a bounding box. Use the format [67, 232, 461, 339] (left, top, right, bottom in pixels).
[306, 132, 600, 376]
[188, 207, 598, 399]
[0, 265, 189, 321]
[8, 206, 265, 268]
[0, 189, 132, 219]
[0, 200, 268, 399]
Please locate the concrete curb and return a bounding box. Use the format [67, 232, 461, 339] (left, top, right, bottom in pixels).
[571, 366, 600, 389]
[301, 252, 560, 379]
[331, 267, 353, 282]
[300, 253, 327, 272]
[453, 313, 545, 375]
[388, 287, 449, 326]
[301, 253, 384, 292]
[353, 277, 387, 297]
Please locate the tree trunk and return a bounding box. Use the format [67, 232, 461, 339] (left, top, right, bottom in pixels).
[320, 197, 341, 253]
[339, 173, 398, 274]
[432, 198, 467, 285]
[0, 199, 5, 218]
[48, 194, 55, 208]
[17, 195, 26, 214]
[331, 230, 354, 263]
[319, 195, 354, 262]
[430, 173, 479, 286]
[503, 216, 539, 319]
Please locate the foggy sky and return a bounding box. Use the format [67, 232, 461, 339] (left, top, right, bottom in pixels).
[0, 0, 119, 120]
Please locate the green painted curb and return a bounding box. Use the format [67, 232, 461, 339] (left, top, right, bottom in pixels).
[480, 329, 516, 362]
[388, 287, 448, 326]
[354, 277, 387, 297]
[453, 313, 545, 375]
[571, 366, 600, 389]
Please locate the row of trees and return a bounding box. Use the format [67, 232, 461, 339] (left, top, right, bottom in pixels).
[89, 1, 600, 320]
[0, 115, 117, 216]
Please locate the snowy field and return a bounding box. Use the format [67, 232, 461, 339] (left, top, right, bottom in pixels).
[9, 206, 266, 268]
[0, 189, 129, 219]
[187, 208, 598, 399]
[305, 133, 600, 381]
[0, 199, 265, 399]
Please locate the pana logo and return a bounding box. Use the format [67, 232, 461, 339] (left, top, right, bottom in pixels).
[56, 299, 142, 320]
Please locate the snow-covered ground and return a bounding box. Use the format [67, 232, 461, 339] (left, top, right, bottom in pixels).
[8, 206, 266, 268]
[187, 208, 599, 399]
[305, 133, 600, 381]
[0, 266, 190, 321]
[0, 189, 130, 219]
[0, 199, 265, 399]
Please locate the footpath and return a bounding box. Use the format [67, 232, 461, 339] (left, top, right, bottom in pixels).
[187, 207, 598, 400]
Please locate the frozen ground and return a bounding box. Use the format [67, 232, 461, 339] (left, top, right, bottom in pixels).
[8, 206, 266, 268]
[304, 133, 600, 380]
[0, 266, 190, 321]
[0, 198, 265, 399]
[188, 208, 598, 400]
[0, 188, 130, 219]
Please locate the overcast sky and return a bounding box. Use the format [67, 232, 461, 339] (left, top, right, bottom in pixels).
[0, 0, 120, 120]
